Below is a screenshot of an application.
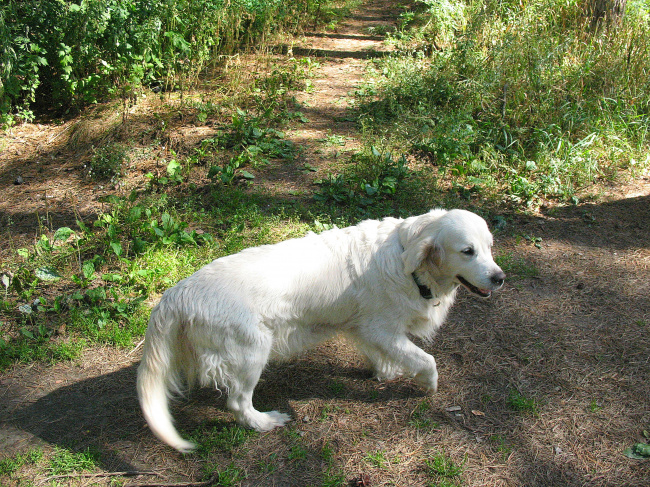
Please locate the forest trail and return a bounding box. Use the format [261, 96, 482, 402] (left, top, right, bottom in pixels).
[1, 1, 650, 486]
[257, 0, 399, 194]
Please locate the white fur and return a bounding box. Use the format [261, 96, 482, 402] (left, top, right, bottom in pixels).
[137, 208, 504, 452]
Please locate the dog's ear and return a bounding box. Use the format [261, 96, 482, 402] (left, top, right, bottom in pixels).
[402, 236, 443, 275]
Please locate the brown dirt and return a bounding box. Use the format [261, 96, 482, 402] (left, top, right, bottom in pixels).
[1, 1, 650, 486]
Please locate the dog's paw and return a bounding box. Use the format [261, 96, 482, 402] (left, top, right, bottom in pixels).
[246, 410, 292, 432]
[414, 369, 438, 393]
[265, 410, 292, 428]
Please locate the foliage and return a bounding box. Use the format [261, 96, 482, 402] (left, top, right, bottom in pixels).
[0, 0, 330, 122]
[48, 447, 100, 475]
[314, 147, 410, 207]
[0, 192, 218, 369]
[425, 450, 465, 486]
[88, 142, 129, 181]
[507, 389, 540, 416]
[358, 0, 650, 206]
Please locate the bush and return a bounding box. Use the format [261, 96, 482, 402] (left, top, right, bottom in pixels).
[89, 143, 129, 181]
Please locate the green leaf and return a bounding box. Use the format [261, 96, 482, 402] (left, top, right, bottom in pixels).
[167, 159, 182, 177]
[102, 273, 122, 282]
[82, 261, 95, 280]
[624, 443, 650, 459]
[53, 227, 74, 241]
[240, 171, 255, 180]
[17, 248, 29, 258]
[110, 241, 123, 257]
[20, 326, 34, 338]
[35, 266, 62, 281]
[37, 234, 53, 252]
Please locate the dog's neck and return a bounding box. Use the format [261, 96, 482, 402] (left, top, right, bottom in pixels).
[411, 272, 434, 300]
[411, 267, 459, 306]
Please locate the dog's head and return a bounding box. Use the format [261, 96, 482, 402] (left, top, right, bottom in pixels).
[401, 209, 505, 297]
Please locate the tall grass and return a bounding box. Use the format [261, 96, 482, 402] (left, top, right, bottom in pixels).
[0, 0, 325, 123]
[358, 0, 650, 204]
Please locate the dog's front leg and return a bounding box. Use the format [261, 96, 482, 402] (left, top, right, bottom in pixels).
[351, 329, 438, 393]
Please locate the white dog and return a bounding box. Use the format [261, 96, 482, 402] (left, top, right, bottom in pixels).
[137, 209, 505, 452]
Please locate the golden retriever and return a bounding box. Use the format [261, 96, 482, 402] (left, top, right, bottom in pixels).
[137, 208, 505, 452]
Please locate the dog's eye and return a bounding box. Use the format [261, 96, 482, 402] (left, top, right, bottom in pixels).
[461, 247, 475, 256]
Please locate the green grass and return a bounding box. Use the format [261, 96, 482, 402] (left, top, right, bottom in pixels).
[201, 463, 246, 487]
[48, 447, 100, 475]
[356, 0, 650, 206]
[191, 423, 258, 459]
[365, 449, 389, 469]
[0, 449, 43, 478]
[425, 450, 465, 486]
[408, 399, 440, 431]
[495, 253, 539, 279]
[507, 389, 540, 416]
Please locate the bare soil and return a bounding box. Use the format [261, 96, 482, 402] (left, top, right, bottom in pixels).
[1, 1, 650, 486]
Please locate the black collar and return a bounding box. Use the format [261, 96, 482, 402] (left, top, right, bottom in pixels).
[412, 273, 433, 300]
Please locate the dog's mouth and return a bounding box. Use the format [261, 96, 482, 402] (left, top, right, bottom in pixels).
[456, 275, 492, 298]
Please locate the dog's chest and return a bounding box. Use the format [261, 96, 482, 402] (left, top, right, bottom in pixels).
[406, 298, 453, 338]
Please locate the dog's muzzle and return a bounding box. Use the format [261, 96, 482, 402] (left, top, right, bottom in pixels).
[456, 270, 505, 298]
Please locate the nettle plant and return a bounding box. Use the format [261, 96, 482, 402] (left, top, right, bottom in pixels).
[314, 147, 410, 206]
[204, 108, 298, 185]
[0, 193, 216, 368]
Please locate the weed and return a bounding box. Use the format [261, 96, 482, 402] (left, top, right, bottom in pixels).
[365, 449, 389, 469]
[146, 157, 185, 186]
[328, 380, 346, 397]
[494, 253, 539, 279]
[288, 444, 308, 461]
[409, 399, 440, 430]
[192, 423, 257, 458]
[322, 133, 348, 146]
[355, 0, 650, 207]
[88, 143, 129, 182]
[588, 399, 603, 413]
[202, 463, 245, 487]
[314, 147, 410, 207]
[507, 389, 540, 416]
[48, 447, 100, 475]
[321, 467, 346, 487]
[488, 434, 513, 461]
[425, 450, 465, 486]
[0, 448, 43, 477]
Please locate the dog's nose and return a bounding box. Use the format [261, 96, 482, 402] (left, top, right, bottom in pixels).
[491, 270, 506, 287]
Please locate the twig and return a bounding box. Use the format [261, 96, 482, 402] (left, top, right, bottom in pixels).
[38, 471, 159, 485]
[123, 471, 222, 487]
[128, 338, 146, 356]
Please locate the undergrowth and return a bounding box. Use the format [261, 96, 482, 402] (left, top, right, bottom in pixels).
[357, 0, 650, 207]
[0, 0, 337, 124]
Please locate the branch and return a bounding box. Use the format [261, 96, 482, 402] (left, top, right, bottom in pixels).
[123, 471, 222, 487]
[38, 471, 159, 485]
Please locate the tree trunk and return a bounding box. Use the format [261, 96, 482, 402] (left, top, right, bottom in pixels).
[588, 0, 627, 30]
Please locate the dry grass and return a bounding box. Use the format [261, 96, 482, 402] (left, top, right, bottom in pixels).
[1, 0, 649, 486]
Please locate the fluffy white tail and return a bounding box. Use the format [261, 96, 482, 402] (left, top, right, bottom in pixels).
[136, 304, 196, 453]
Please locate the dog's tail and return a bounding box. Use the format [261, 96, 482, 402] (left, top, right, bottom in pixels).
[136, 300, 196, 453]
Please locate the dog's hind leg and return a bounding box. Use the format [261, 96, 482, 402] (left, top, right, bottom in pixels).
[222, 331, 291, 432]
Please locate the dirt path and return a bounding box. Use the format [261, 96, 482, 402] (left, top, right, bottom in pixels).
[1, 1, 650, 486]
[257, 0, 398, 194]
